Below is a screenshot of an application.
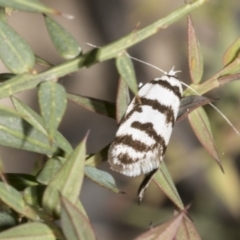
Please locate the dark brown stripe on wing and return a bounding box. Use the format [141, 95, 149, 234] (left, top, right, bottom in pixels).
[140, 98, 175, 126]
[113, 134, 153, 153]
[119, 98, 142, 125]
[151, 79, 182, 100]
[131, 121, 166, 154]
[117, 153, 140, 164]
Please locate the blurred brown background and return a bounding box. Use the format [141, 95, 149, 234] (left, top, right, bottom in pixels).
[0, 0, 240, 239]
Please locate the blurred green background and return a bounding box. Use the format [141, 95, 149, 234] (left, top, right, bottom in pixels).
[0, 0, 239, 239]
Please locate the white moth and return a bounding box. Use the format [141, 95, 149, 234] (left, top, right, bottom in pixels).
[108, 68, 183, 201]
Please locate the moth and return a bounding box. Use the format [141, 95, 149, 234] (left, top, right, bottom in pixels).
[108, 68, 183, 202]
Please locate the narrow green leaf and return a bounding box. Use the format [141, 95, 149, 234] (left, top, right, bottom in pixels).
[116, 52, 138, 96]
[0, 207, 17, 231]
[38, 81, 67, 142]
[0, 18, 35, 74]
[0, 106, 58, 155]
[176, 215, 201, 240]
[188, 107, 223, 170]
[67, 93, 115, 118]
[199, 57, 240, 94]
[0, 73, 15, 82]
[223, 37, 240, 66]
[85, 166, 120, 193]
[44, 15, 81, 59]
[85, 144, 109, 167]
[12, 96, 72, 154]
[23, 185, 45, 207]
[153, 162, 184, 210]
[0, 222, 56, 240]
[35, 55, 54, 68]
[0, 0, 60, 14]
[116, 77, 130, 123]
[188, 15, 203, 83]
[61, 196, 96, 240]
[0, 182, 25, 214]
[134, 211, 184, 240]
[0, 182, 40, 221]
[42, 135, 87, 217]
[37, 157, 66, 185]
[4, 173, 38, 191]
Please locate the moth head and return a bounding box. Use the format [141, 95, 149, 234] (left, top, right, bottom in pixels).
[168, 66, 181, 76]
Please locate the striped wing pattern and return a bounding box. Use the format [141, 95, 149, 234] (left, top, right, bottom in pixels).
[108, 72, 183, 177]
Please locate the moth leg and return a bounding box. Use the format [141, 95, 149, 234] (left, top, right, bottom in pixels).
[137, 168, 158, 204]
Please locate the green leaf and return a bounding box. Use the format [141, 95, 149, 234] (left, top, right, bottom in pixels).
[12, 96, 72, 154]
[116, 77, 130, 123]
[38, 81, 67, 142]
[0, 0, 60, 14]
[134, 211, 184, 240]
[61, 196, 96, 240]
[85, 144, 109, 167]
[188, 15, 203, 83]
[0, 1, 206, 98]
[0, 18, 35, 74]
[35, 55, 54, 68]
[153, 162, 184, 210]
[0, 207, 17, 231]
[0, 182, 39, 220]
[67, 93, 115, 119]
[0, 56, 83, 99]
[42, 135, 87, 217]
[0, 222, 56, 240]
[188, 107, 223, 171]
[0, 182, 24, 217]
[0, 73, 16, 82]
[23, 185, 45, 207]
[5, 173, 38, 191]
[0, 106, 59, 155]
[223, 37, 240, 66]
[44, 15, 81, 59]
[37, 157, 66, 185]
[116, 52, 138, 96]
[85, 166, 120, 193]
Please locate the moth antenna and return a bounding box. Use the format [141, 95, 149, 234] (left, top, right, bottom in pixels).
[128, 55, 167, 75]
[130, 56, 240, 137]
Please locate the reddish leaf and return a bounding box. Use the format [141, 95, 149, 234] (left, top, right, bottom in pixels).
[116, 77, 130, 123]
[134, 211, 185, 240]
[218, 73, 240, 86]
[176, 215, 201, 240]
[188, 15, 203, 84]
